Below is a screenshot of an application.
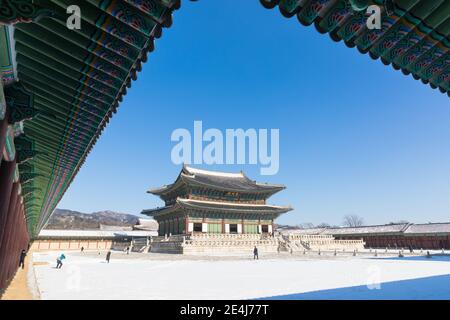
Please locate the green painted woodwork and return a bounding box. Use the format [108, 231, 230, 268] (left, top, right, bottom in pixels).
[0, 0, 53, 24]
[4, 125, 16, 161]
[0, 25, 16, 85]
[179, 219, 185, 234]
[349, 0, 371, 11]
[208, 223, 221, 234]
[0, 77, 5, 120]
[0, 0, 178, 237]
[264, 0, 449, 95]
[244, 224, 258, 234]
[4, 82, 36, 124]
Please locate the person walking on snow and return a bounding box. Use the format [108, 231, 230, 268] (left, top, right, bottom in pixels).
[56, 253, 66, 269]
[106, 251, 111, 263]
[19, 249, 27, 269]
[253, 246, 259, 260]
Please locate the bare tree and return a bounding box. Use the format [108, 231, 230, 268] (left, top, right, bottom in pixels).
[389, 220, 409, 225]
[316, 223, 330, 228]
[298, 223, 315, 229]
[342, 215, 364, 227]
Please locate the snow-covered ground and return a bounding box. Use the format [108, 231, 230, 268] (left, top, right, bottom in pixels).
[32, 251, 450, 300]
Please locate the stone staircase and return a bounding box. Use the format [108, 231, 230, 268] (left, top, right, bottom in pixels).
[131, 237, 150, 253]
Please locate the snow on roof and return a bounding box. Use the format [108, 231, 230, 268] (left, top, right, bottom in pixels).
[178, 198, 290, 209]
[137, 218, 158, 226]
[148, 166, 286, 195]
[134, 219, 158, 231]
[38, 229, 156, 239]
[184, 165, 244, 178]
[404, 223, 450, 234]
[271, 223, 450, 237]
[323, 224, 409, 235]
[280, 228, 326, 235]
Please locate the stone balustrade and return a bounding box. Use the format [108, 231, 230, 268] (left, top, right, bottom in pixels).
[149, 233, 364, 255]
[150, 233, 279, 255]
[287, 235, 365, 251]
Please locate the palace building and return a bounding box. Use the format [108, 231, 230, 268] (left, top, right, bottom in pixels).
[142, 165, 292, 237]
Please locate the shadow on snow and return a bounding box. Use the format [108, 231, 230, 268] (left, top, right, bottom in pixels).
[370, 255, 450, 263]
[261, 274, 450, 300]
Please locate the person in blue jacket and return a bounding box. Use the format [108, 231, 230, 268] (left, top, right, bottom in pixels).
[56, 253, 66, 269]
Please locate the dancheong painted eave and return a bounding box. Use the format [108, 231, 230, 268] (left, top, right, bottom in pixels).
[142, 197, 293, 218]
[0, 0, 181, 237]
[260, 0, 449, 96]
[147, 165, 287, 197]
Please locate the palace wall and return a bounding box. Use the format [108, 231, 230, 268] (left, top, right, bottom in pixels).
[30, 239, 132, 252]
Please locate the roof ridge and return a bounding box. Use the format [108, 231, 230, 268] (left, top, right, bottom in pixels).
[177, 197, 292, 209]
[183, 165, 245, 178]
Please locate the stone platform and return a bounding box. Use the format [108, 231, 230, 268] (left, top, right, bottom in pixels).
[149, 233, 364, 255]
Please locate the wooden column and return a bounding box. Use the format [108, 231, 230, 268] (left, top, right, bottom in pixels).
[0, 182, 20, 289]
[6, 193, 22, 283]
[0, 159, 16, 249]
[0, 109, 9, 160]
[185, 216, 189, 235]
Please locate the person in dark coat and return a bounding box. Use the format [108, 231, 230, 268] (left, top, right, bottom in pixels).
[106, 251, 111, 263]
[253, 246, 259, 260]
[19, 249, 27, 269]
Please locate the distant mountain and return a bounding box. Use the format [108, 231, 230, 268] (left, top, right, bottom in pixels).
[45, 209, 140, 230]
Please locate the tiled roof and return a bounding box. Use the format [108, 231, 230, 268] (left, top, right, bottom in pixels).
[142, 197, 292, 217]
[323, 223, 409, 235]
[280, 228, 327, 235]
[404, 223, 450, 234]
[148, 165, 286, 196]
[261, 0, 449, 96]
[1, 0, 180, 236]
[292, 223, 450, 236]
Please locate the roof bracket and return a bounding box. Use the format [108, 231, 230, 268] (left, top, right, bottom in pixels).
[0, 0, 54, 25]
[5, 82, 36, 124]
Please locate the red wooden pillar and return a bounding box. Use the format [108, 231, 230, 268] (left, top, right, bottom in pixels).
[6, 195, 21, 284]
[0, 165, 17, 289]
[0, 111, 9, 158]
[0, 182, 19, 290]
[0, 159, 16, 245]
[13, 200, 26, 279]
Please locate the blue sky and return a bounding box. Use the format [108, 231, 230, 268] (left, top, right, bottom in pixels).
[58, 1, 450, 226]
